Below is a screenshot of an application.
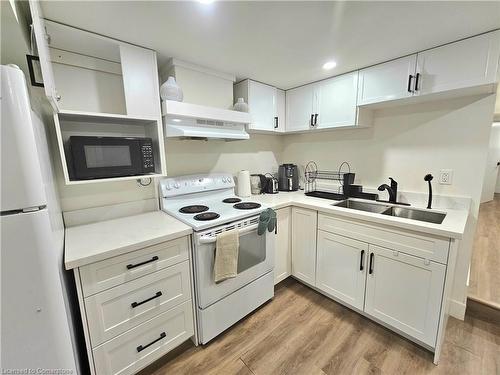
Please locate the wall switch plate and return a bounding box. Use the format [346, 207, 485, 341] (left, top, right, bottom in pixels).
[439, 169, 453, 185]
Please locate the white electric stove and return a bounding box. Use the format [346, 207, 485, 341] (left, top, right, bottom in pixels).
[160, 173, 266, 231]
[159, 173, 275, 344]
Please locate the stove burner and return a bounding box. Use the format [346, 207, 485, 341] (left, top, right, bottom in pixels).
[233, 202, 262, 210]
[179, 205, 209, 214]
[194, 212, 220, 221]
[223, 198, 242, 204]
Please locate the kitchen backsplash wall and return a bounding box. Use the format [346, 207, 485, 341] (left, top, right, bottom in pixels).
[164, 134, 283, 176]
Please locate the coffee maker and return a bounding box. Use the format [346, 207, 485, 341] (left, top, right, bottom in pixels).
[278, 164, 299, 191]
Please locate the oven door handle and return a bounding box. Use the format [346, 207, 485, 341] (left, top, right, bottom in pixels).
[198, 223, 259, 244]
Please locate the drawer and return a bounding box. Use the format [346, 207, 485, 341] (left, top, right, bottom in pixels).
[85, 261, 191, 347]
[92, 300, 194, 375]
[80, 236, 189, 296]
[318, 214, 450, 264]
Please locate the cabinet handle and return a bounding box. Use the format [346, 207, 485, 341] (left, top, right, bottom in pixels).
[131, 291, 162, 308]
[310, 114, 314, 127]
[414, 73, 421, 91]
[314, 113, 318, 126]
[126, 256, 159, 270]
[359, 249, 365, 271]
[274, 116, 279, 129]
[136, 332, 166, 352]
[407, 75, 414, 93]
[369, 253, 374, 274]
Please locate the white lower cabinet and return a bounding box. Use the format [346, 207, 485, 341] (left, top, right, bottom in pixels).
[74, 235, 195, 375]
[364, 244, 446, 347]
[93, 300, 194, 375]
[289, 211, 453, 362]
[316, 231, 367, 311]
[291, 207, 317, 285]
[274, 207, 291, 284]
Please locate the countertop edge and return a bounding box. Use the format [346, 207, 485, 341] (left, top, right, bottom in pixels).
[64, 228, 192, 270]
[256, 197, 467, 240]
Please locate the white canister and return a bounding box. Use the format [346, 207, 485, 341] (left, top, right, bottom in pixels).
[237, 170, 251, 198]
[160, 76, 183, 102]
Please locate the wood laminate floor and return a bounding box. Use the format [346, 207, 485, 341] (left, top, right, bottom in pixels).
[469, 193, 500, 307]
[141, 279, 500, 375]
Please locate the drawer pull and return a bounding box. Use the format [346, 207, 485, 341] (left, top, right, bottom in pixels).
[126, 256, 159, 270]
[131, 291, 163, 308]
[359, 249, 365, 271]
[369, 253, 374, 275]
[136, 331, 166, 352]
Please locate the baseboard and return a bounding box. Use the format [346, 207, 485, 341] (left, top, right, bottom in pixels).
[449, 299, 466, 320]
[466, 298, 500, 324]
[467, 295, 500, 311]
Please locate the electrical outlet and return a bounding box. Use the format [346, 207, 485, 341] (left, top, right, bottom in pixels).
[439, 169, 453, 185]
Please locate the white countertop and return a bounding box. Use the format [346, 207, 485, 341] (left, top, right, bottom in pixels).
[249, 191, 469, 240]
[65, 211, 192, 269]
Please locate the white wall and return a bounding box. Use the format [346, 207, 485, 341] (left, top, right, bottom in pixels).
[283, 94, 496, 316]
[481, 122, 500, 200]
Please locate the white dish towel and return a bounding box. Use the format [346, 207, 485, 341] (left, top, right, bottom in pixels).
[214, 229, 239, 283]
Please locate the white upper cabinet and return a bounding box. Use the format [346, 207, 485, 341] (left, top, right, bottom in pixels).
[286, 84, 315, 132]
[415, 31, 500, 96]
[234, 80, 283, 133]
[358, 55, 417, 106]
[286, 71, 361, 131]
[276, 88, 286, 132]
[29, 0, 60, 112]
[315, 71, 359, 129]
[316, 231, 368, 311]
[119, 45, 161, 119]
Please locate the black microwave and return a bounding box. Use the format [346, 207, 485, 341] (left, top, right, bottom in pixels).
[69, 136, 155, 180]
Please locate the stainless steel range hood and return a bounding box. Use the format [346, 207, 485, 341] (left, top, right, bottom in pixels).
[162, 100, 251, 140]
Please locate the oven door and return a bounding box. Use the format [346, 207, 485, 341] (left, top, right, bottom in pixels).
[193, 216, 275, 309]
[70, 136, 143, 179]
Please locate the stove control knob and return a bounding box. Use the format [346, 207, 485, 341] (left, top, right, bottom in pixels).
[165, 183, 171, 190]
[174, 182, 180, 189]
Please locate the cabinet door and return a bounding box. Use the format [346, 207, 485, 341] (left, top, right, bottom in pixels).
[416, 31, 500, 95]
[291, 207, 317, 285]
[274, 207, 291, 284]
[315, 72, 359, 129]
[364, 245, 446, 347]
[120, 45, 161, 119]
[275, 89, 286, 132]
[358, 55, 417, 105]
[248, 80, 277, 131]
[316, 231, 368, 310]
[29, 0, 60, 112]
[286, 84, 314, 132]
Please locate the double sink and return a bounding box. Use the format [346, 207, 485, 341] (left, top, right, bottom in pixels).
[333, 199, 446, 224]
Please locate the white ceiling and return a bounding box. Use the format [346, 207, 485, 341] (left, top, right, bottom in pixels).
[42, 1, 500, 89]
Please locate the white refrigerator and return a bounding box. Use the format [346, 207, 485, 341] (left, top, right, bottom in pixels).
[1, 65, 79, 372]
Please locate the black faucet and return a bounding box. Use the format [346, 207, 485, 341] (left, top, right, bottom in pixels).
[424, 174, 433, 209]
[377, 177, 398, 203]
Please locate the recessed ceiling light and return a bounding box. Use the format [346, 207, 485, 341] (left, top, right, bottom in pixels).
[199, 0, 214, 4]
[322, 61, 337, 70]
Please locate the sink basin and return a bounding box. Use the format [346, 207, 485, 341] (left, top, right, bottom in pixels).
[333, 199, 447, 224]
[382, 207, 446, 224]
[333, 200, 390, 214]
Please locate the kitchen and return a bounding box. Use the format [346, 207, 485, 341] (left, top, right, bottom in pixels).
[1, 1, 500, 374]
